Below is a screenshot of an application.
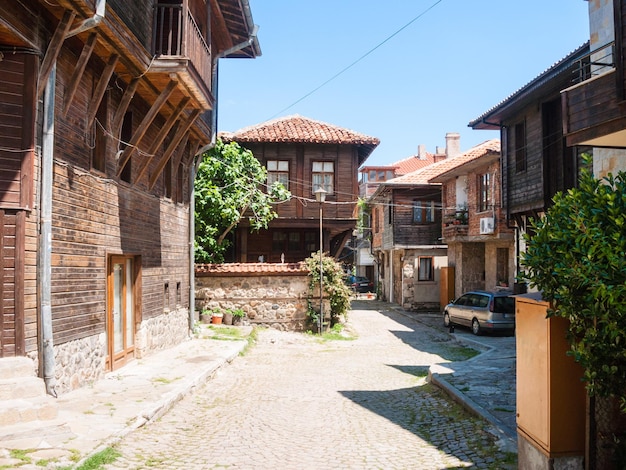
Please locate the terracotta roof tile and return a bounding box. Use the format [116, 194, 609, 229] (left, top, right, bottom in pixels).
[392, 154, 439, 175]
[382, 139, 501, 186]
[196, 262, 308, 276]
[220, 115, 380, 147]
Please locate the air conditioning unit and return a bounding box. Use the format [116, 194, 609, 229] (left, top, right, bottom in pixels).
[480, 217, 494, 234]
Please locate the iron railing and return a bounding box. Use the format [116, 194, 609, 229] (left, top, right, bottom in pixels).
[572, 41, 615, 84]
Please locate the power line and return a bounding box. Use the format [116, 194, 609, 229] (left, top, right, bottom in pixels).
[268, 0, 444, 120]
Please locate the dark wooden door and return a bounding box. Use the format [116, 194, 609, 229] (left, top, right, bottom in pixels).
[0, 53, 36, 357]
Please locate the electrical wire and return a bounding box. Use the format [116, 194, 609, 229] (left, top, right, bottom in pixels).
[268, 0, 444, 119]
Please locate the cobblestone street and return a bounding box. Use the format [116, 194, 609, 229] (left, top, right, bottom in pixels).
[103, 302, 516, 469]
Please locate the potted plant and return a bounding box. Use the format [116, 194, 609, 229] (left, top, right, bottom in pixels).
[211, 309, 223, 324]
[200, 309, 212, 324]
[222, 309, 234, 325]
[231, 308, 245, 326]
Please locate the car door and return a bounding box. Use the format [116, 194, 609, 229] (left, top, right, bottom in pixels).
[449, 293, 471, 325]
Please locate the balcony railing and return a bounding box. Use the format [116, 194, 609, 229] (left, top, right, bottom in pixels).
[571, 41, 615, 85]
[154, 2, 212, 86]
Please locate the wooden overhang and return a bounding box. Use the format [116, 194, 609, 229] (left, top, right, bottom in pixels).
[469, 42, 590, 132]
[26, 0, 259, 184]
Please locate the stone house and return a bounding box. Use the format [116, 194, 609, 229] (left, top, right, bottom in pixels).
[0, 0, 260, 414]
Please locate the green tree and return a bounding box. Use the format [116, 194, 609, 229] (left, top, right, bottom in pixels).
[194, 140, 290, 263]
[521, 163, 626, 410]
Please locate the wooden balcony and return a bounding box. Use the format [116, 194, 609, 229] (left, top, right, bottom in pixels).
[562, 41, 626, 147]
[152, 2, 214, 110]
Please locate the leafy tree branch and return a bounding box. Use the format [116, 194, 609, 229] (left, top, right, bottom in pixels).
[194, 139, 290, 263]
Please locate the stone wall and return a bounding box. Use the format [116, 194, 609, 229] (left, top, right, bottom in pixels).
[195, 263, 313, 331]
[38, 307, 190, 395]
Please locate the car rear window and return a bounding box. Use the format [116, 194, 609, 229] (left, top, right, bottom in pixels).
[494, 296, 515, 314]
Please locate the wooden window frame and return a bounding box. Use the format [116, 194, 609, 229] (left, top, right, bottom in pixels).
[312, 161, 334, 194]
[479, 173, 491, 212]
[267, 160, 289, 190]
[417, 256, 434, 282]
[413, 200, 435, 224]
[515, 121, 527, 173]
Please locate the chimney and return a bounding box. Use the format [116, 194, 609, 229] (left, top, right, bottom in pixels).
[445, 132, 460, 158]
[417, 144, 427, 159]
[436, 146, 445, 155]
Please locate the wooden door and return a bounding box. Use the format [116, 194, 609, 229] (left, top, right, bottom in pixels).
[107, 256, 136, 370]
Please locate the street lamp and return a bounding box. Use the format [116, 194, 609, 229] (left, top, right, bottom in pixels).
[314, 186, 326, 334]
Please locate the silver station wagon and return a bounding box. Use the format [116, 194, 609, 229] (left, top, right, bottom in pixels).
[443, 290, 515, 335]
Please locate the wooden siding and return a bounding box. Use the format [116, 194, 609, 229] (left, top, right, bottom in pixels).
[562, 70, 626, 145]
[503, 105, 546, 215]
[390, 189, 442, 247]
[236, 142, 360, 262]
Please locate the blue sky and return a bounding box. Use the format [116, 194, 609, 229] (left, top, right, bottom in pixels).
[217, 1, 590, 167]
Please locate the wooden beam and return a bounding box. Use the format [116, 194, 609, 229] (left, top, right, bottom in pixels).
[87, 54, 119, 128]
[116, 79, 177, 176]
[135, 97, 190, 183]
[64, 32, 98, 116]
[38, 10, 76, 98]
[149, 109, 201, 190]
[111, 77, 140, 137]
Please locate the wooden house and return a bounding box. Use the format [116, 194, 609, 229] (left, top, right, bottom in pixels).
[428, 140, 515, 298]
[221, 115, 379, 264]
[468, 42, 590, 276]
[0, 0, 260, 398]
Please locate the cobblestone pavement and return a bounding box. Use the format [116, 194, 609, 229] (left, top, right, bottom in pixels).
[103, 302, 517, 470]
[393, 307, 517, 440]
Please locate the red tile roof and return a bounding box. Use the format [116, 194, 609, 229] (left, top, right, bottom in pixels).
[220, 115, 380, 147]
[196, 262, 308, 276]
[381, 139, 500, 186]
[392, 154, 439, 175]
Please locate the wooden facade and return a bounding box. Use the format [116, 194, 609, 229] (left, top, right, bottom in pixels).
[0, 0, 259, 391]
[469, 43, 589, 222]
[222, 116, 379, 264]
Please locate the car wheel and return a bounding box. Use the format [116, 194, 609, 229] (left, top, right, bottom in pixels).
[471, 318, 481, 336]
[443, 311, 451, 328]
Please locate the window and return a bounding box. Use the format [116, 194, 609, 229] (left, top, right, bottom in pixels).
[479, 173, 491, 212]
[413, 200, 435, 223]
[267, 160, 289, 190]
[120, 112, 132, 183]
[92, 95, 107, 173]
[417, 257, 434, 281]
[164, 159, 172, 199]
[515, 121, 526, 173]
[176, 163, 184, 203]
[312, 161, 334, 194]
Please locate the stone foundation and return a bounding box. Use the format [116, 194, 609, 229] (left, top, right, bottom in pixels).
[53, 333, 107, 395]
[47, 307, 190, 395]
[135, 308, 190, 358]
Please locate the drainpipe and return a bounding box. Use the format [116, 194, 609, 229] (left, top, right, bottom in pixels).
[40, 65, 57, 397]
[38, 1, 106, 396]
[188, 23, 261, 328]
[65, 0, 106, 38]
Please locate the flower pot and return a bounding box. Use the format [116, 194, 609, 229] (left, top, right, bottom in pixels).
[201, 314, 212, 324]
[222, 312, 233, 325]
[211, 315, 223, 324]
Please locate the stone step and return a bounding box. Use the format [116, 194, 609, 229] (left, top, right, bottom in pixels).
[0, 396, 58, 427]
[0, 376, 47, 400]
[0, 357, 36, 380]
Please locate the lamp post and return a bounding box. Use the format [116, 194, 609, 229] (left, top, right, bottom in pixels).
[314, 187, 326, 334]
